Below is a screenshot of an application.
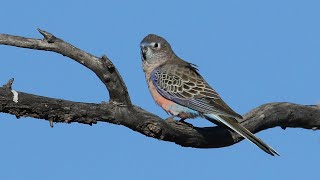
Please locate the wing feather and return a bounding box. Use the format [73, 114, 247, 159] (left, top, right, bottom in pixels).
[151, 63, 242, 119]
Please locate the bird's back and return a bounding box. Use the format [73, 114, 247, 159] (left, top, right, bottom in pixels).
[152, 58, 242, 119]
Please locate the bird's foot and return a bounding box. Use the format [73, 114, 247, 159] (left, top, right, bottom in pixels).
[164, 116, 194, 127]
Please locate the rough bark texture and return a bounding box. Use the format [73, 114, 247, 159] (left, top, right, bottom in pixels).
[0, 30, 319, 148]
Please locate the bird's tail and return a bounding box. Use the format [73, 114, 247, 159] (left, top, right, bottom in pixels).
[204, 114, 279, 156]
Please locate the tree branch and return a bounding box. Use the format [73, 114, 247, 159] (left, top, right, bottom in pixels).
[0, 30, 319, 149]
[0, 29, 131, 105]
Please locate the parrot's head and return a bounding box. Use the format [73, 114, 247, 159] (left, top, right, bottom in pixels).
[140, 34, 174, 65]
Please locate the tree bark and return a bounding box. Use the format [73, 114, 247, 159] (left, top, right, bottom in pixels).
[0, 29, 319, 148]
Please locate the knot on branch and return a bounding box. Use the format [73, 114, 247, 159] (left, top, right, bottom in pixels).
[100, 55, 116, 84]
[143, 123, 163, 139]
[101, 55, 115, 71]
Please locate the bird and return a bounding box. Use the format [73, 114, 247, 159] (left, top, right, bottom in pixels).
[140, 34, 279, 156]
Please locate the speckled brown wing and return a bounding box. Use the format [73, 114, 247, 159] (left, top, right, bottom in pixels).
[151, 63, 242, 119]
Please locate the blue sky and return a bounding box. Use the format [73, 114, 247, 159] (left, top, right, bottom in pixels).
[1, 0, 319, 179]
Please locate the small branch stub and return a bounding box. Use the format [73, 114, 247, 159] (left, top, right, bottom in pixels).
[37, 28, 57, 43]
[3, 78, 14, 89]
[2, 79, 18, 103]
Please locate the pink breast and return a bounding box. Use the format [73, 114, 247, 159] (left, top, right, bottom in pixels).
[148, 81, 175, 113]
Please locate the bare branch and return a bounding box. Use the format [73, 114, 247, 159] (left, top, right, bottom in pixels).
[0, 29, 131, 105]
[0, 30, 319, 149]
[0, 84, 319, 148]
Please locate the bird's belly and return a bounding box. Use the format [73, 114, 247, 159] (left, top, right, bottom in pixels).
[166, 103, 200, 119]
[148, 81, 199, 118]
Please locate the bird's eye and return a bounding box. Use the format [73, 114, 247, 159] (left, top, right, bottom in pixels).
[154, 43, 159, 48]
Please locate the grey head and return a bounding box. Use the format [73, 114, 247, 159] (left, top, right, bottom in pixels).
[140, 34, 175, 65]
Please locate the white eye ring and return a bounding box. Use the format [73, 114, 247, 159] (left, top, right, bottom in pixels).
[151, 42, 160, 49]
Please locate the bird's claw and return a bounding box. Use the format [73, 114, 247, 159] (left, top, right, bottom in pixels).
[164, 117, 193, 127]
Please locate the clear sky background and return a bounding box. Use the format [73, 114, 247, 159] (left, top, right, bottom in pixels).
[1, 0, 319, 179]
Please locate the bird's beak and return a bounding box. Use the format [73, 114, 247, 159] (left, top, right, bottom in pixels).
[140, 43, 148, 61]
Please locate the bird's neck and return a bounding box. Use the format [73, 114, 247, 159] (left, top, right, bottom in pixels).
[142, 53, 177, 73]
[142, 60, 163, 80]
